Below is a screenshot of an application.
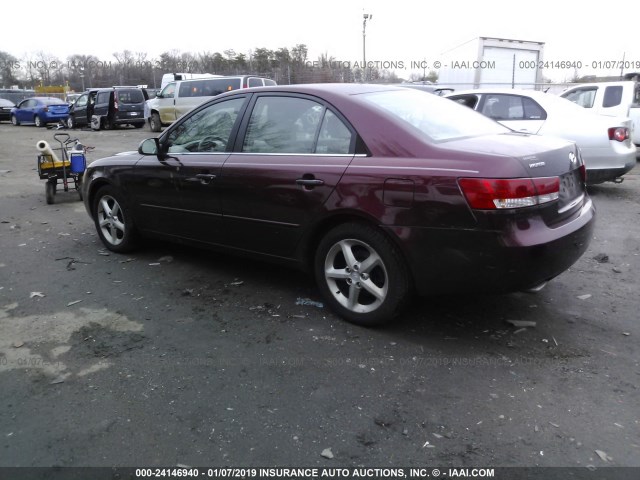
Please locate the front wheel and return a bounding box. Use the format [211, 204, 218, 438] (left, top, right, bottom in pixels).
[34, 115, 44, 127]
[93, 185, 137, 252]
[314, 223, 411, 326]
[11, 115, 19, 126]
[66, 115, 75, 129]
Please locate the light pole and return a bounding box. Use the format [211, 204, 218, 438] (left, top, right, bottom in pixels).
[362, 13, 372, 82]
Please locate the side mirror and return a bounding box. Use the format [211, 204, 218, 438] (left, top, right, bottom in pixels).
[139, 138, 161, 156]
[155, 91, 163, 98]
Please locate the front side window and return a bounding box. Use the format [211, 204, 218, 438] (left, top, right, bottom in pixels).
[160, 83, 176, 99]
[76, 94, 88, 107]
[166, 97, 245, 153]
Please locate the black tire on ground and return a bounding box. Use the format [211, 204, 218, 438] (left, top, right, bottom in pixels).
[314, 222, 411, 326]
[45, 181, 56, 204]
[149, 112, 162, 132]
[66, 115, 75, 129]
[92, 185, 137, 253]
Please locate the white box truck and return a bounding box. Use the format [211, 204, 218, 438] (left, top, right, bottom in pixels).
[437, 37, 545, 90]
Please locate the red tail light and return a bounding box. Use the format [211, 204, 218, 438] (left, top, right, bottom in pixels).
[608, 127, 629, 142]
[458, 177, 560, 210]
[43, 106, 49, 112]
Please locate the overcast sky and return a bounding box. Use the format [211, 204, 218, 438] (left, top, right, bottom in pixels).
[4, 0, 640, 82]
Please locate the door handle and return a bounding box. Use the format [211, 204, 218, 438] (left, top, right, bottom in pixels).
[186, 173, 217, 185]
[296, 178, 324, 187]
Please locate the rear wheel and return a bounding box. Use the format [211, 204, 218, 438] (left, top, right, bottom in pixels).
[45, 181, 56, 204]
[149, 112, 162, 132]
[93, 185, 137, 252]
[314, 223, 411, 326]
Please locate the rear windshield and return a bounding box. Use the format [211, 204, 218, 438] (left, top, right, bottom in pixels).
[361, 89, 508, 141]
[117, 90, 144, 104]
[44, 98, 66, 105]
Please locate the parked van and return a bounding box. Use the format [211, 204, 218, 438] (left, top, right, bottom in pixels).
[160, 73, 220, 90]
[560, 81, 640, 154]
[67, 86, 148, 130]
[146, 75, 277, 131]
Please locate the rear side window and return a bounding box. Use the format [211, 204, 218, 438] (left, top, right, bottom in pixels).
[243, 97, 323, 153]
[205, 79, 241, 95]
[242, 96, 353, 155]
[602, 86, 623, 108]
[117, 90, 144, 104]
[248, 78, 264, 87]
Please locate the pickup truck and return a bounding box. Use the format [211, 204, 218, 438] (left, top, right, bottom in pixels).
[560, 81, 640, 157]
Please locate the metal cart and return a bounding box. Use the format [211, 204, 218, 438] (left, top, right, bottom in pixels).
[36, 133, 87, 204]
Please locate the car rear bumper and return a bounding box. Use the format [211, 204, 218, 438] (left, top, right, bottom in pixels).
[582, 146, 636, 182]
[388, 198, 596, 296]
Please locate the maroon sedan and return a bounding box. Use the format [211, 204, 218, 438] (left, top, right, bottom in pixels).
[82, 84, 595, 326]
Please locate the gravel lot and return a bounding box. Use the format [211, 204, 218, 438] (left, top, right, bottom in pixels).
[0, 122, 639, 474]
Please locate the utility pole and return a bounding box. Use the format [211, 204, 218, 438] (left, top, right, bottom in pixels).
[363, 13, 372, 82]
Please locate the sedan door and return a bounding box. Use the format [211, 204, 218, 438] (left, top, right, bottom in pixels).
[157, 82, 178, 124]
[16, 99, 35, 122]
[150, 96, 249, 245]
[219, 94, 356, 259]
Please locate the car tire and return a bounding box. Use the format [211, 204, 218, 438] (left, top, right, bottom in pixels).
[93, 185, 137, 253]
[34, 115, 44, 127]
[149, 112, 162, 132]
[11, 115, 19, 126]
[67, 115, 75, 129]
[103, 117, 112, 130]
[314, 222, 411, 326]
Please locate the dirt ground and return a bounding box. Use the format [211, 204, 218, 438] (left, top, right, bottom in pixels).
[0, 122, 639, 475]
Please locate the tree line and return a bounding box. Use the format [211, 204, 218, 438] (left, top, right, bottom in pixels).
[0, 45, 424, 92]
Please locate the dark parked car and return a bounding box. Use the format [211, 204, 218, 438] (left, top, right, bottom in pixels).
[82, 84, 595, 326]
[11, 97, 69, 127]
[0, 98, 16, 122]
[67, 87, 147, 130]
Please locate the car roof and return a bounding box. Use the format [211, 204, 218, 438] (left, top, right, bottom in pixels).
[30, 96, 65, 102]
[214, 83, 407, 102]
[446, 88, 548, 98]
